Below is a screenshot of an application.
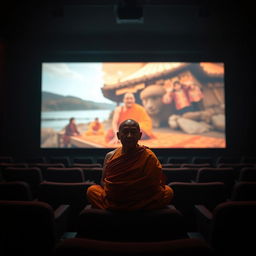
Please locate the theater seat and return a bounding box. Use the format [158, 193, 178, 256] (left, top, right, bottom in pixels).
[196, 201, 256, 254]
[72, 157, 95, 164]
[166, 156, 192, 164]
[238, 167, 256, 181]
[191, 156, 216, 166]
[217, 163, 255, 180]
[49, 156, 72, 167]
[0, 200, 68, 256]
[29, 163, 65, 179]
[53, 237, 214, 256]
[72, 163, 102, 168]
[77, 205, 188, 242]
[0, 181, 33, 201]
[195, 167, 235, 197]
[37, 181, 92, 231]
[163, 168, 198, 183]
[230, 181, 256, 201]
[79, 167, 103, 184]
[181, 163, 211, 168]
[44, 167, 85, 182]
[169, 182, 226, 231]
[2, 167, 43, 198]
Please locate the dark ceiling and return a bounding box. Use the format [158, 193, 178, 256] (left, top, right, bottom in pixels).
[0, 0, 253, 38]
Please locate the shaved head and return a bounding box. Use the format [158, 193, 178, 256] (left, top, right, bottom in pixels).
[117, 119, 142, 151]
[118, 119, 140, 132]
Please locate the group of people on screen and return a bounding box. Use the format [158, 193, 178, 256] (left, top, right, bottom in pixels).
[62, 79, 204, 147]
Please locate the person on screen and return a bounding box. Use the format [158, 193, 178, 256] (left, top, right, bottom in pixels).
[186, 83, 204, 111]
[63, 117, 80, 147]
[84, 117, 104, 136]
[162, 80, 193, 115]
[87, 119, 173, 210]
[105, 92, 156, 144]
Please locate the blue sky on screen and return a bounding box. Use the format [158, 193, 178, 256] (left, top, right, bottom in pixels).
[42, 62, 113, 104]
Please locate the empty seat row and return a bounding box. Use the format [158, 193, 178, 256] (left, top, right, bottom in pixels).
[1, 197, 253, 256]
[2, 166, 256, 202]
[163, 167, 256, 182]
[2, 155, 256, 166]
[0, 156, 105, 166]
[1, 179, 255, 233]
[168, 181, 256, 231]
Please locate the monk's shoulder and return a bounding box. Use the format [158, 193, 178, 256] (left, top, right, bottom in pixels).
[144, 148, 157, 159]
[105, 149, 117, 160]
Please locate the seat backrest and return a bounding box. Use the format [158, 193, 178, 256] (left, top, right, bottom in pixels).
[80, 167, 103, 184]
[53, 237, 214, 256]
[170, 182, 226, 210]
[217, 163, 255, 180]
[215, 155, 242, 165]
[169, 182, 226, 231]
[95, 156, 105, 165]
[24, 156, 47, 163]
[38, 181, 90, 208]
[238, 167, 256, 181]
[166, 157, 192, 164]
[163, 168, 198, 183]
[181, 163, 211, 168]
[72, 157, 95, 164]
[73, 163, 102, 168]
[196, 167, 235, 196]
[191, 156, 216, 166]
[0, 163, 28, 174]
[242, 155, 256, 164]
[231, 182, 256, 201]
[0, 181, 33, 201]
[44, 168, 85, 182]
[211, 201, 256, 254]
[29, 163, 65, 179]
[77, 206, 188, 242]
[0, 200, 56, 255]
[3, 167, 43, 198]
[49, 156, 71, 167]
[37, 181, 92, 230]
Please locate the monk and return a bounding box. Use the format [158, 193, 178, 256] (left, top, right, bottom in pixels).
[63, 117, 80, 147]
[105, 92, 156, 144]
[87, 119, 173, 211]
[84, 117, 104, 135]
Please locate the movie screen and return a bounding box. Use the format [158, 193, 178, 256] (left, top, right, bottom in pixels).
[41, 62, 225, 148]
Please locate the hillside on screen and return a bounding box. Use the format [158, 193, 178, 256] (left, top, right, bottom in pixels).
[41, 62, 226, 148]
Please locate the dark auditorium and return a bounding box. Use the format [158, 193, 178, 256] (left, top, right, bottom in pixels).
[0, 1, 256, 255]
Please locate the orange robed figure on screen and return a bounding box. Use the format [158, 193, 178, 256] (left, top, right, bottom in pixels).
[105, 92, 156, 144]
[87, 119, 173, 211]
[84, 117, 104, 136]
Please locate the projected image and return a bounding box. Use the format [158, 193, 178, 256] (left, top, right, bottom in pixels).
[41, 62, 226, 148]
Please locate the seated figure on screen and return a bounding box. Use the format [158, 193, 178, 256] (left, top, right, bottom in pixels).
[105, 92, 156, 144]
[87, 119, 173, 210]
[84, 117, 104, 136]
[162, 80, 193, 115]
[186, 83, 204, 112]
[63, 117, 80, 147]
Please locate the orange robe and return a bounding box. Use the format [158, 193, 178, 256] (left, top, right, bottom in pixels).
[85, 121, 104, 135]
[105, 103, 156, 143]
[87, 145, 173, 211]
